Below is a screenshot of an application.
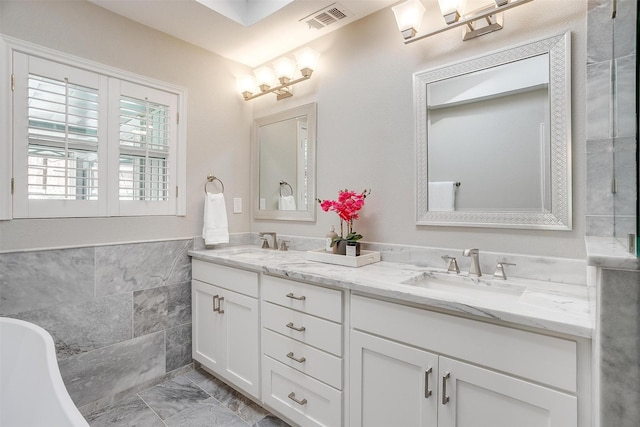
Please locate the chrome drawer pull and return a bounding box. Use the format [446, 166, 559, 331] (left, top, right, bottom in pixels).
[286, 322, 306, 332]
[425, 367, 432, 398]
[218, 296, 225, 314]
[286, 352, 306, 363]
[286, 292, 306, 301]
[442, 372, 450, 405]
[288, 392, 307, 406]
[212, 295, 220, 313]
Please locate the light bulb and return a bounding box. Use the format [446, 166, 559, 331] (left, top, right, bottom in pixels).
[295, 47, 320, 72]
[253, 66, 276, 90]
[273, 57, 297, 82]
[437, 0, 462, 24]
[236, 74, 256, 98]
[391, 0, 426, 39]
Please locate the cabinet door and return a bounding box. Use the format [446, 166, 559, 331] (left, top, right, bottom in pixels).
[438, 357, 577, 427]
[220, 288, 260, 398]
[350, 330, 438, 427]
[192, 280, 224, 371]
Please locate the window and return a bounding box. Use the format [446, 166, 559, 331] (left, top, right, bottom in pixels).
[11, 49, 185, 218]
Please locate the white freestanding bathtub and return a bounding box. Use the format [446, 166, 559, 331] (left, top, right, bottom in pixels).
[0, 317, 89, 427]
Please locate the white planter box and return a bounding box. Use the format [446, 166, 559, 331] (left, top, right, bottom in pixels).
[306, 249, 381, 268]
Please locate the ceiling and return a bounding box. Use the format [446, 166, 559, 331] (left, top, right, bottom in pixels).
[88, 0, 399, 68]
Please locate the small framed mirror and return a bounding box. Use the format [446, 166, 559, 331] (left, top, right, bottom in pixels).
[415, 32, 572, 230]
[252, 103, 317, 221]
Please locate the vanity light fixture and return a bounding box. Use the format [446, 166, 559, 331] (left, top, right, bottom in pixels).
[392, 0, 534, 43]
[238, 47, 320, 101]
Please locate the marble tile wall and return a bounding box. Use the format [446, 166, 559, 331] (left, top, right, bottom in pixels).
[598, 268, 640, 427]
[586, 0, 637, 238]
[0, 239, 193, 411]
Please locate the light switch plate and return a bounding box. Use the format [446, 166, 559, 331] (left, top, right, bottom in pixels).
[233, 197, 242, 214]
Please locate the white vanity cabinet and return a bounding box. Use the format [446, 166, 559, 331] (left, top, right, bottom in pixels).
[350, 295, 579, 427]
[261, 274, 344, 427]
[191, 260, 260, 398]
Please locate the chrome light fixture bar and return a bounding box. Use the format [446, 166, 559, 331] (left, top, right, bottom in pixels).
[238, 47, 320, 101]
[393, 0, 534, 44]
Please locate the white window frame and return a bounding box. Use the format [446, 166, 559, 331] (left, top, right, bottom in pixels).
[0, 36, 12, 220]
[4, 36, 187, 218]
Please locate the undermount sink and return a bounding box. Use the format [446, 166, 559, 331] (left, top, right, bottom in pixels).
[220, 247, 261, 255]
[400, 272, 525, 301]
[220, 246, 286, 257]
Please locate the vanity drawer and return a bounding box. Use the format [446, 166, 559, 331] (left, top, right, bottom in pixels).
[262, 356, 342, 427]
[262, 328, 342, 390]
[262, 275, 342, 322]
[262, 301, 342, 357]
[192, 260, 258, 298]
[351, 295, 578, 392]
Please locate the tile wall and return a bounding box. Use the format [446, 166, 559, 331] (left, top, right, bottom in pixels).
[598, 268, 640, 427]
[0, 239, 194, 413]
[586, 0, 637, 238]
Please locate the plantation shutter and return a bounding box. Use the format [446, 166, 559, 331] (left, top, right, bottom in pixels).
[11, 49, 183, 219]
[13, 53, 108, 218]
[110, 80, 178, 216]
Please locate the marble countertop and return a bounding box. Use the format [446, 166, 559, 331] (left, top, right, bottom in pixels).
[189, 246, 594, 339]
[585, 236, 640, 271]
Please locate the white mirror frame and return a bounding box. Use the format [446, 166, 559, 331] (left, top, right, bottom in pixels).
[415, 32, 572, 230]
[252, 102, 317, 222]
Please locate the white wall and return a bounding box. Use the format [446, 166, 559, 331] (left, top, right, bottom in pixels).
[0, 0, 588, 260]
[251, 0, 587, 259]
[0, 0, 253, 252]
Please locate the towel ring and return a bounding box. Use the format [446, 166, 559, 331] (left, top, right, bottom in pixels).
[205, 175, 225, 194]
[279, 181, 293, 197]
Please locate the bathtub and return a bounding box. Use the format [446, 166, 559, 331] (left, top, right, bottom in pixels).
[0, 317, 89, 427]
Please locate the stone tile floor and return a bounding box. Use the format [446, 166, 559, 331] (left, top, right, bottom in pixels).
[85, 367, 291, 426]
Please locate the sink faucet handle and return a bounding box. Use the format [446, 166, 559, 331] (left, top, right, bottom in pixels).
[260, 237, 270, 249]
[279, 240, 290, 251]
[441, 255, 460, 274]
[494, 260, 516, 280]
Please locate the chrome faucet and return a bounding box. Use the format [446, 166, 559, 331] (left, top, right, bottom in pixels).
[462, 248, 481, 276]
[259, 232, 277, 249]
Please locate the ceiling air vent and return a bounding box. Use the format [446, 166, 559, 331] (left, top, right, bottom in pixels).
[302, 3, 352, 30]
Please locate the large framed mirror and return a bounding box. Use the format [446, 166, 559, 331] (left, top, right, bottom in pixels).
[252, 103, 317, 221]
[415, 32, 572, 230]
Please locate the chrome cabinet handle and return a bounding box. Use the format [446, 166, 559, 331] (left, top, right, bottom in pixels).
[288, 392, 307, 406]
[442, 372, 450, 405]
[425, 367, 432, 398]
[286, 352, 306, 364]
[286, 292, 306, 301]
[286, 322, 306, 332]
[212, 295, 224, 314]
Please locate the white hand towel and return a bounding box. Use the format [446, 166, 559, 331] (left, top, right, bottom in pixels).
[278, 195, 297, 210]
[202, 192, 229, 245]
[428, 181, 456, 211]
